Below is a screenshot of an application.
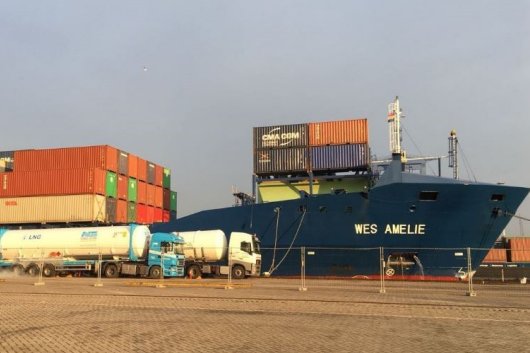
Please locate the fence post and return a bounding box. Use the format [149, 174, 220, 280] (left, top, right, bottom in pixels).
[34, 249, 45, 286]
[225, 246, 234, 290]
[94, 249, 103, 287]
[466, 247, 476, 297]
[379, 247, 386, 294]
[299, 247, 307, 291]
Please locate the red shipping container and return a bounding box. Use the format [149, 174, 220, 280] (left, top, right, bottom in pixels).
[163, 210, 170, 222]
[509, 238, 530, 262]
[117, 175, 128, 200]
[14, 145, 118, 172]
[116, 199, 128, 223]
[137, 204, 148, 224]
[137, 158, 147, 182]
[154, 186, 163, 208]
[146, 184, 155, 206]
[309, 119, 368, 146]
[154, 208, 163, 223]
[482, 249, 507, 263]
[147, 205, 155, 224]
[137, 181, 147, 204]
[0, 169, 106, 197]
[163, 188, 170, 210]
[155, 164, 164, 187]
[128, 154, 138, 179]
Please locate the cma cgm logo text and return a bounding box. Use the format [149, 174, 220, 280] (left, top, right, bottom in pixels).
[261, 128, 300, 147]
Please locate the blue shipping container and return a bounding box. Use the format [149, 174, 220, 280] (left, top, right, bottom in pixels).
[310, 144, 368, 172]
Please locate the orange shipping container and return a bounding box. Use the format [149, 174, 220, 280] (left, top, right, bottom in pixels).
[116, 199, 128, 223]
[13, 145, 118, 172]
[155, 165, 164, 187]
[309, 119, 368, 146]
[154, 186, 163, 208]
[137, 158, 147, 182]
[0, 169, 106, 197]
[147, 205, 155, 223]
[163, 210, 170, 222]
[154, 208, 163, 223]
[509, 238, 530, 262]
[146, 184, 155, 206]
[137, 181, 147, 204]
[482, 249, 507, 263]
[128, 154, 138, 179]
[117, 175, 128, 200]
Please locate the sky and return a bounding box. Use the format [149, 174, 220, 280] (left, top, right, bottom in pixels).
[1, 1, 529, 235]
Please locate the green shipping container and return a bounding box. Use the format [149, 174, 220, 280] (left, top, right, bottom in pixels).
[106, 171, 117, 198]
[163, 168, 171, 189]
[128, 177, 138, 202]
[127, 202, 137, 223]
[170, 191, 177, 212]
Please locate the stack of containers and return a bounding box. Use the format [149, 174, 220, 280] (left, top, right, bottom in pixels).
[0, 145, 177, 225]
[508, 237, 530, 262]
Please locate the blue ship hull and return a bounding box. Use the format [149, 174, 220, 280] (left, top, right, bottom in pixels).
[153, 159, 529, 279]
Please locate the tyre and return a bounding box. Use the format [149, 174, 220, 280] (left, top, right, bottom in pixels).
[103, 263, 119, 278]
[186, 264, 201, 279]
[11, 264, 25, 276]
[231, 265, 246, 280]
[149, 266, 162, 279]
[26, 264, 40, 277]
[42, 264, 56, 278]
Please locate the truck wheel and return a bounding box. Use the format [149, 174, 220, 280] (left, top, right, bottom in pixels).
[186, 265, 201, 279]
[103, 263, 119, 278]
[149, 266, 162, 279]
[231, 265, 246, 280]
[42, 264, 56, 278]
[11, 264, 24, 276]
[26, 264, 40, 277]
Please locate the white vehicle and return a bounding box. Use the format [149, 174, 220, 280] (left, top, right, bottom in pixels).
[174, 230, 261, 279]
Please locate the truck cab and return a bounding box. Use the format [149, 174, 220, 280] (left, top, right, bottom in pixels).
[146, 232, 186, 278]
[227, 232, 261, 279]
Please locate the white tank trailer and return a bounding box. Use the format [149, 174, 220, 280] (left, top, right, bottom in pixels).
[0, 225, 185, 278]
[174, 229, 261, 279]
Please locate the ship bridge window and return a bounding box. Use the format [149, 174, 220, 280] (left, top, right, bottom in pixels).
[491, 194, 504, 202]
[419, 191, 438, 201]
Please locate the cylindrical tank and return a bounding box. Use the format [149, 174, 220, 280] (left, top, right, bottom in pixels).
[174, 230, 227, 262]
[0, 225, 150, 260]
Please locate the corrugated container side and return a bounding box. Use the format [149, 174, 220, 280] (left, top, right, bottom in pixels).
[163, 210, 170, 222]
[309, 119, 368, 146]
[163, 188, 170, 210]
[170, 191, 177, 212]
[128, 154, 138, 179]
[254, 123, 308, 149]
[154, 208, 163, 223]
[163, 168, 171, 189]
[127, 202, 137, 223]
[147, 162, 156, 185]
[116, 199, 128, 223]
[154, 186, 163, 208]
[509, 238, 530, 262]
[0, 169, 107, 197]
[309, 143, 369, 172]
[146, 205, 155, 224]
[146, 184, 155, 206]
[137, 181, 147, 204]
[254, 147, 308, 175]
[128, 178, 137, 202]
[106, 171, 117, 198]
[105, 197, 117, 223]
[482, 249, 507, 263]
[117, 175, 128, 200]
[155, 165, 163, 187]
[0, 194, 107, 224]
[118, 150, 129, 176]
[137, 158, 147, 182]
[14, 145, 118, 172]
[137, 204, 148, 224]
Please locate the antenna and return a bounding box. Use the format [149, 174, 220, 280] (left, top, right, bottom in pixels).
[448, 129, 458, 179]
[388, 96, 404, 155]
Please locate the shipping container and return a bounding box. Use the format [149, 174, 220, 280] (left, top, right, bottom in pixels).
[170, 210, 177, 220]
[128, 153, 138, 179]
[0, 169, 107, 197]
[116, 199, 128, 223]
[147, 162, 156, 185]
[163, 168, 171, 189]
[163, 210, 170, 222]
[137, 158, 147, 182]
[0, 194, 107, 224]
[127, 202, 137, 223]
[482, 249, 507, 263]
[146, 205, 155, 224]
[309, 143, 369, 172]
[146, 184, 155, 206]
[154, 208, 163, 223]
[105, 171, 117, 198]
[155, 165, 163, 187]
[309, 119, 368, 146]
[254, 123, 308, 150]
[105, 197, 117, 224]
[509, 238, 530, 262]
[117, 174, 128, 200]
[254, 147, 308, 175]
[13, 145, 118, 172]
[163, 188, 170, 210]
[128, 178, 137, 202]
[170, 191, 177, 212]
[137, 204, 148, 224]
[118, 150, 129, 176]
[154, 186, 163, 208]
[137, 181, 147, 205]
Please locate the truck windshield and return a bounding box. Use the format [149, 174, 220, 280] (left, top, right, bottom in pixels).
[174, 243, 185, 255]
[253, 238, 261, 254]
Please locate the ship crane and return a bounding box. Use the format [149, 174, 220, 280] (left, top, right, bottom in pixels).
[388, 96, 404, 157]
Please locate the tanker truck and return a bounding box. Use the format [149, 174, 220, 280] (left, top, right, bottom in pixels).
[0, 224, 186, 278]
[173, 230, 261, 279]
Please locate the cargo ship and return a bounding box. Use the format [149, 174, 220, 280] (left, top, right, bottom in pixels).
[152, 97, 530, 280]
